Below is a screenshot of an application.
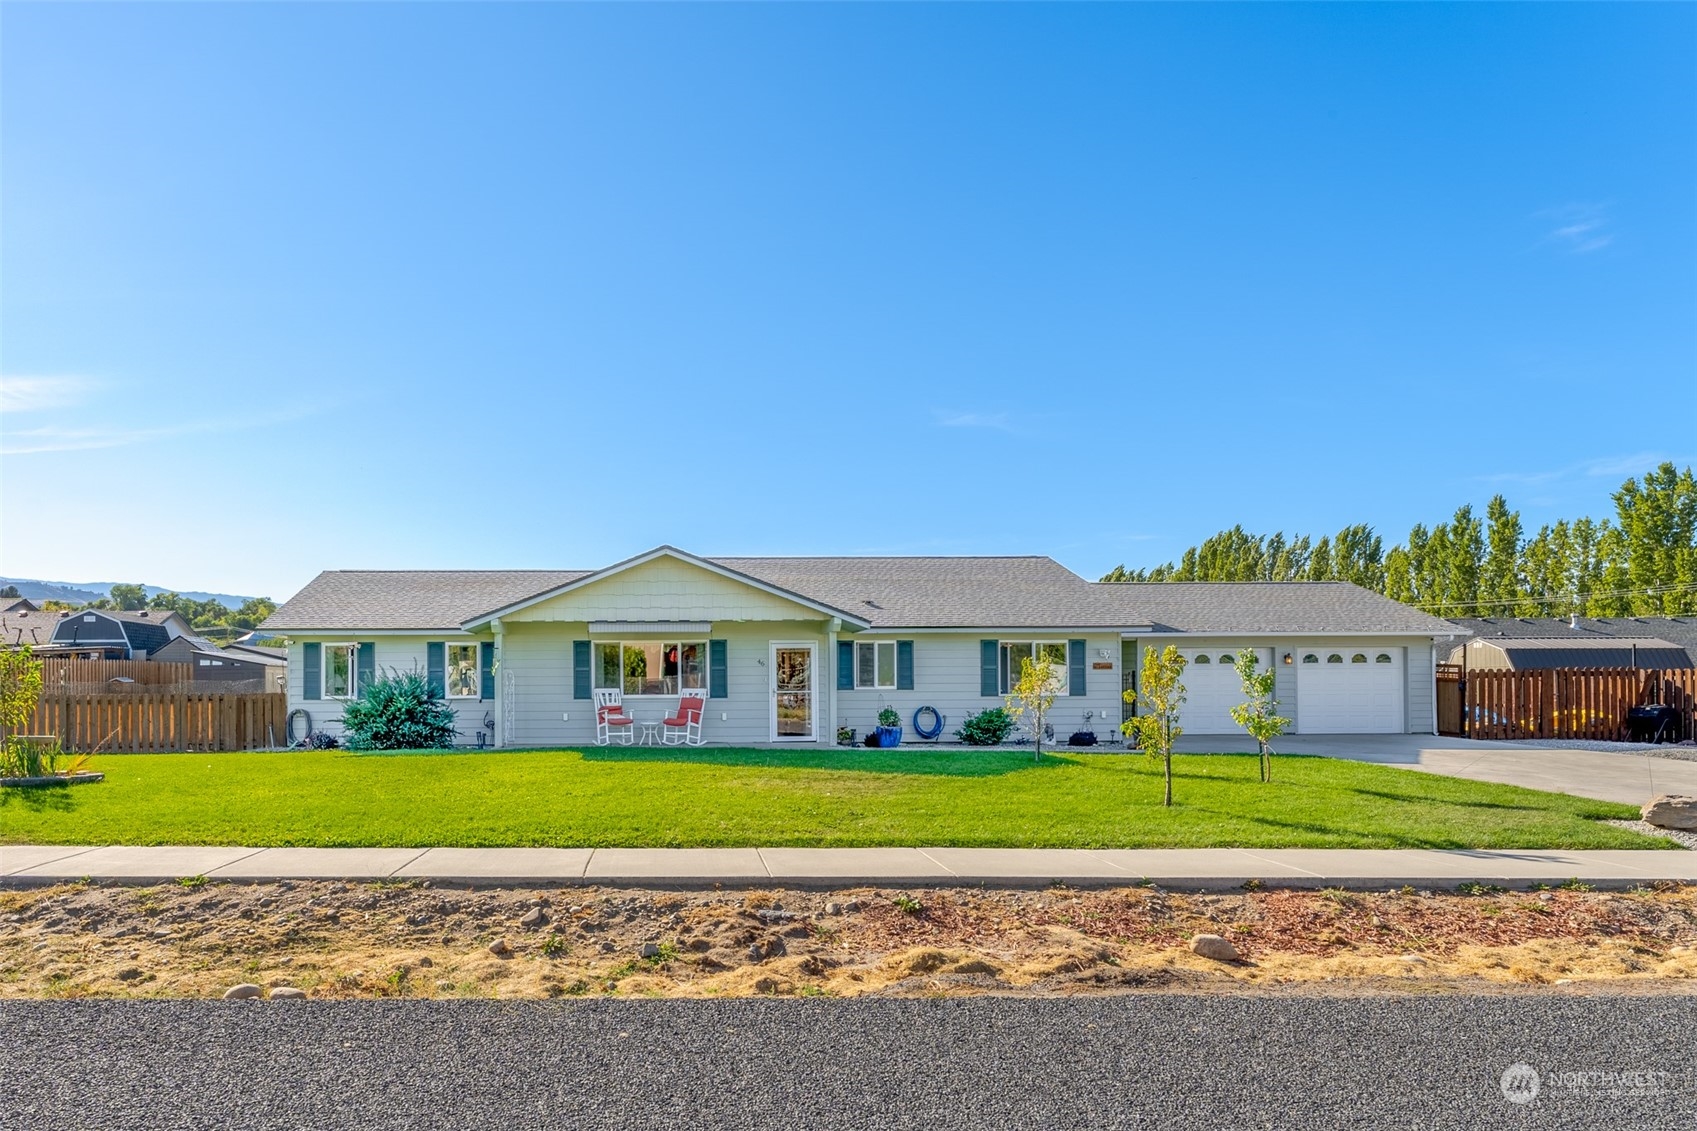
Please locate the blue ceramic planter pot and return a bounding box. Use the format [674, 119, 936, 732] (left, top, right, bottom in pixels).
[875, 725, 903, 748]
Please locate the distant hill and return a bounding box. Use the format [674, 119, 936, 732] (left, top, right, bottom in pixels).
[0, 578, 260, 607]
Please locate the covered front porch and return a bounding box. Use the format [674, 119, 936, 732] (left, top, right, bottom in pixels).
[473, 548, 868, 748]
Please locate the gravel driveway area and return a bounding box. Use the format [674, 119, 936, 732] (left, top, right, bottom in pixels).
[7, 996, 1694, 1130]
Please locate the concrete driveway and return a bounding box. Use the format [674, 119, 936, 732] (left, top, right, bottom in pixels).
[1171, 732, 1697, 807]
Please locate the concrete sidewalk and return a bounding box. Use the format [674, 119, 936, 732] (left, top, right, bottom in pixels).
[5, 843, 1696, 889]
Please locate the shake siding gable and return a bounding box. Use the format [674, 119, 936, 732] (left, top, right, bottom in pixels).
[500, 556, 829, 624]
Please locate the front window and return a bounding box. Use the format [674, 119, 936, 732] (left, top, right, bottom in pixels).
[998, 641, 1067, 695]
[447, 644, 480, 697]
[856, 641, 896, 689]
[594, 641, 706, 696]
[324, 643, 355, 698]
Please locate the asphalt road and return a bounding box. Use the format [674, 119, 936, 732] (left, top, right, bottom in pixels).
[7, 996, 1694, 1130]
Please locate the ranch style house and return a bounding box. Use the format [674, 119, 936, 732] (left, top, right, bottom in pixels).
[261, 546, 1464, 747]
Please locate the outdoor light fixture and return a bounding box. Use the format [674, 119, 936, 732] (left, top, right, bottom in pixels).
[1282, 653, 1293, 665]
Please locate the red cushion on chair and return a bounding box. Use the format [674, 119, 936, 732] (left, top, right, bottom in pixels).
[599, 706, 632, 725]
[663, 715, 686, 727]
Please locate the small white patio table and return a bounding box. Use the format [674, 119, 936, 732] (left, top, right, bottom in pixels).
[635, 719, 664, 745]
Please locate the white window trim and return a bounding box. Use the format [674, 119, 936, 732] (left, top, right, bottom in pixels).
[445, 642, 481, 699]
[592, 640, 709, 698]
[998, 640, 1068, 696]
[323, 642, 358, 700]
[855, 640, 898, 690]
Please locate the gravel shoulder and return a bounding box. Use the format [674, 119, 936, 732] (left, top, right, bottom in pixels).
[5, 879, 1697, 1000]
[6, 996, 1695, 1130]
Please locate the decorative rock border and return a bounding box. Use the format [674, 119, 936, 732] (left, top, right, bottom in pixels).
[0, 771, 105, 788]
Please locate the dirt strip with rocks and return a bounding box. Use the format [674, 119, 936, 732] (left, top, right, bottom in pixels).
[4, 880, 1697, 1000]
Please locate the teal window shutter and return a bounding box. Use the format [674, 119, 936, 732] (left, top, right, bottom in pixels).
[837, 641, 853, 690]
[303, 642, 321, 700]
[572, 641, 591, 700]
[426, 642, 444, 696]
[980, 640, 999, 697]
[357, 642, 376, 695]
[1068, 639, 1086, 696]
[480, 641, 495, 701]
[896, 640, 914, 690]
[709, 639, 728, 699]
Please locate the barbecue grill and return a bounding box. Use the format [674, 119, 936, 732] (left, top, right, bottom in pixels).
[1624, 705, 1680, 744]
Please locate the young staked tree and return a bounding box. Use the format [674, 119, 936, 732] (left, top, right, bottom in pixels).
[1228, 649, 1291, 784]
[1005, 655, 1059, 762]
[1122, 645, 1187, 807]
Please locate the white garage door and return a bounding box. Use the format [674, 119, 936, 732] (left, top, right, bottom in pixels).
[1176, 648, 1271, 734]
[1296, 648, 1404, 733]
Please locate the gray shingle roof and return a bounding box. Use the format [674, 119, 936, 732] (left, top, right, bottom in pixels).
[710, 556, 1120, 629]
[1458, 636, 1693, 670]
[1448, 616, 1697, 653]
[264, 570, 589, 631]
[1093, 581, 1461, 635]
[261, 552, 1461, 636]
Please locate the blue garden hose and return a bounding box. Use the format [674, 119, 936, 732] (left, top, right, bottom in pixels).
[912, 705, 945, 740]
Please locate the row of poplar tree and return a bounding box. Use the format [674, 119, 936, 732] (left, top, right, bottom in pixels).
[1100, 462, 1697, 618]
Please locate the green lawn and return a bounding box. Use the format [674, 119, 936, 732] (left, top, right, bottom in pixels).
[0, 746, 1664, 850]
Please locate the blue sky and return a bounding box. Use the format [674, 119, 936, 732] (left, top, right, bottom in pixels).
[3, 3, 1693, 601]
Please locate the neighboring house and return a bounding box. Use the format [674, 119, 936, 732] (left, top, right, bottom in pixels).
[151, 633, 288, 690]
[3, 597, 40, 614]
[1443, 616, 1697, 671]
[261, 546, 1461, 746]
[41, 608, 193, 659]
[1, 602, 55, 649]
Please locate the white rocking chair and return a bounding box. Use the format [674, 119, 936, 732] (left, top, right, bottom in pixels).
[661, 693, 706, 747]
[594, 689, 636, 746]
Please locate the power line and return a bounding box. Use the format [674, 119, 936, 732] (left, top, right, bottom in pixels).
[1410, 578, 1697, 613]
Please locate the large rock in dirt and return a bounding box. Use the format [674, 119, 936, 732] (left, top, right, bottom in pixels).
[1642, 795, 1697, 830]
[270, 987, 308, 1000]
[222, 983, 263, 1000]
[1189, 934, 1241, 963]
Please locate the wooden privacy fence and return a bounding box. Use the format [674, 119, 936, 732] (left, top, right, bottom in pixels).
[38, 658, 194, 688]
[19, 691, 288, 752]
[1463, 668, 1697, 742]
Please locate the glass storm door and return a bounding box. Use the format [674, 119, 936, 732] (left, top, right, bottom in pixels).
[771, 644, 815, 740]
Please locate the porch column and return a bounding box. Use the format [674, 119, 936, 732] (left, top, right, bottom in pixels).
[826, 617, 841, 745]
[491, 618, 505, 748]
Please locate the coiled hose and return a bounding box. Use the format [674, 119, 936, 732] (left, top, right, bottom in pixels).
[912, 705, 945, 740]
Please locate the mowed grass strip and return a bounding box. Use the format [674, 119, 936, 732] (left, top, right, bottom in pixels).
[0, 746, 1663, 851]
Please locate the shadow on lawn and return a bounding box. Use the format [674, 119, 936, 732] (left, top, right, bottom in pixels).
[1342, 786, 1555, 813]
[576, 746, 1080, 777]
[0, 786, 78, 815]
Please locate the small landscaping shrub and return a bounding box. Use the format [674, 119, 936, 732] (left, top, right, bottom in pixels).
[339, 670, 458, 751]
[955, 708, 1015, 746]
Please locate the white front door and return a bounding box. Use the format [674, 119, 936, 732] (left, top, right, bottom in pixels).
[771, 642, 816, 741]
[1175, 648, 1271, 734]
[1296, 647, 1405, 733]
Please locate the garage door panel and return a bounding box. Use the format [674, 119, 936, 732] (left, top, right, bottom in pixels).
[1175, 649, 1270, 734]
[1296, 649, 1403, 734]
